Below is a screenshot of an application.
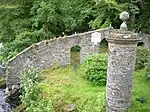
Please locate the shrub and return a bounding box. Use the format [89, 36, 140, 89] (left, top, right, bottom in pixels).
[135, 46, 149, 70]
[80, 53, 107, 85]
[145, 56, 150, 80]
[71, 46, 81, 52]
[20, 67, 53, 112]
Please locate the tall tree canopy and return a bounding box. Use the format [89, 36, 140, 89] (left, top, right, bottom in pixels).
[0, 0, 149, 62]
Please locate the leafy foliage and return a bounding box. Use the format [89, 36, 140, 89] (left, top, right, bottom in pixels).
[20, 67, 53, 112]
[118, 0, 150, 33]
[71, 45, 81, 52]
[135, 46, 149, 70]
[0, 0, 126, 63]
[0, 4, 36, 62]
[89, 0, 127, 29]
[0, 0, 150, 63]
[145, 56, 150, 80]
[80, 53, 107, 85]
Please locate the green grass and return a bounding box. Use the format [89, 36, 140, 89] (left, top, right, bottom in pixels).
[42, 66, 105, 112]
[129, 69, 150, 112]
[70, 52, 80, 65]
[99, 39, 108, 53]
[41, 66, 150, 112]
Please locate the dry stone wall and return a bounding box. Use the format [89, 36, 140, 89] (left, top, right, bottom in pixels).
[6, 28, 150, 88]
[6, 28, 110, 87]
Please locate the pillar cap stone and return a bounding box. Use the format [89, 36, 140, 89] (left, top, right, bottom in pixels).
[106, 37, 142, 44]
[106, 31, 142, 44]
[120, 11, 129, 31]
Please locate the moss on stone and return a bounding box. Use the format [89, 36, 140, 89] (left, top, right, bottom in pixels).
[0, 77, 5, 88]
[13, 103, 25, 112]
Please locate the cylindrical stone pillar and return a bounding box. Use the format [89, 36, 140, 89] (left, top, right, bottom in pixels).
[106, 34, 141, 112]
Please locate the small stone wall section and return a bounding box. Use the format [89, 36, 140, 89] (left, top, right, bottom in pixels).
[140, 34, 150, 52]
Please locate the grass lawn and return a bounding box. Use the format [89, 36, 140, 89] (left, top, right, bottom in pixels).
[129, 69, 150, 112]
[41, 66, 150, 112]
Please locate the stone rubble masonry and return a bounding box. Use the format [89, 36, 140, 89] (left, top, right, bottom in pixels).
[139, 33, 150, 52]
[106, 32, 141, 112]
[6, 28, 110, 88]
[6, 28, 150, 89]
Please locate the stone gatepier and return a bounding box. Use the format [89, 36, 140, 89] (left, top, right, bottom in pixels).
[106, 12, 141, 112]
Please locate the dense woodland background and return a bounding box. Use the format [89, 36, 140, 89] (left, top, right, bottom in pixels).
[0, 0, 149, 62]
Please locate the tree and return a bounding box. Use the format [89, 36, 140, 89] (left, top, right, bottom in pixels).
[1, 0, 149, 63]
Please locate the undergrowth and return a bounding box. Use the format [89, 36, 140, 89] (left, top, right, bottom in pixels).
[20, 67, 54, 112]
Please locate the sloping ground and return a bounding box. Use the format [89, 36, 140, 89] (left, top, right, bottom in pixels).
[41, 66, 150, 112]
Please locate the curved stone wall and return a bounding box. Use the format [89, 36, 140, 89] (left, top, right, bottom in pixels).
[6, 28, 110, 87]
[6, 28, 150, 88]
